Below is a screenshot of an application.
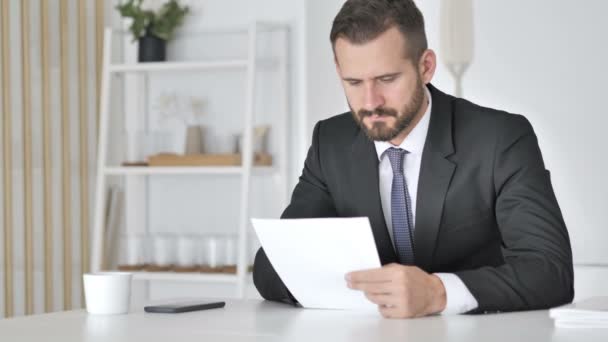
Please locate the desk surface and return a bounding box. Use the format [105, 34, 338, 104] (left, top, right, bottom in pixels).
[1, 299, 606, 341]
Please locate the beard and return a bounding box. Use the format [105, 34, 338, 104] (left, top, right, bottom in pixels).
[351, 78, 425, 142]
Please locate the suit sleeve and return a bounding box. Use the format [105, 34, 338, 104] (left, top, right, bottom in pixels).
[253, 121, 338, 304]
[455, 115, 574, 313]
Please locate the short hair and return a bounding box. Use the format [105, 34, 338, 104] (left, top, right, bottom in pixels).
[330, 0, 428, 61]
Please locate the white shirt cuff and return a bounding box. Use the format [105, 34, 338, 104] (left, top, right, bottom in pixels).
[434, 273, 479, 315]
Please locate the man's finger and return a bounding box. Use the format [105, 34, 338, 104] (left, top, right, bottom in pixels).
[379, 304, 413, 319]
[347, 280, 394, 294]
[364, 292, 393, 306]
[346, 267, 393, 283]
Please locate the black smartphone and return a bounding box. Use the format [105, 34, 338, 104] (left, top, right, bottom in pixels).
[144, 301, 226, 313]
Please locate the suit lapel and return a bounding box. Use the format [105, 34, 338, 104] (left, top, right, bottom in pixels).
[350, 130, 397, 265]
[414, 85, 456, 271]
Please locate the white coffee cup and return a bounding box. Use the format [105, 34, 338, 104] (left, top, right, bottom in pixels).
[83, 272, 133, 315]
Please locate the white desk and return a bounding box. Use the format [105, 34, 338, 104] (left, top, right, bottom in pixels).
[1, 299, 606, 341]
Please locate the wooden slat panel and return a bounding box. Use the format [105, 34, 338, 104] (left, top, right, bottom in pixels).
[59, 0, 72, 310]
[91, 28, 112, 273]
[21, 0, 34, 316]
[95, 0, 104, 134]
[78, 0, 90, 292]
[1, 0, 15, 319]
[40, 0, 54, 313]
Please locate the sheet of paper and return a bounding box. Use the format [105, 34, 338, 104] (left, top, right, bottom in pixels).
[251, 217, 381, 311]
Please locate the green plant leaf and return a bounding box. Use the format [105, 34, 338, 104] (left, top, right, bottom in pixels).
[116, 0, 189, 42]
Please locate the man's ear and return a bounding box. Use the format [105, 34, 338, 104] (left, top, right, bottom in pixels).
[418, 49, 437, 84]
[334, 56, 342, 78]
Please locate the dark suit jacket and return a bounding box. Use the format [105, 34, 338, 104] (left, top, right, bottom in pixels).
[253, 84, 574, 314]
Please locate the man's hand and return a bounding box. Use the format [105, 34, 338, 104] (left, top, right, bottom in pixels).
[346, 263, 447, 319]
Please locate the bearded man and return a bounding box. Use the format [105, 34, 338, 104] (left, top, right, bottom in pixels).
[253, 0, 573, 318]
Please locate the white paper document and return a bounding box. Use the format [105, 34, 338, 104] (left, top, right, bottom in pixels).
[251, 217, 381, 311]
[550, 297, 608, 328]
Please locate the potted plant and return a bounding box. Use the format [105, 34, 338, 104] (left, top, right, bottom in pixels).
[116, 0, 190, 62]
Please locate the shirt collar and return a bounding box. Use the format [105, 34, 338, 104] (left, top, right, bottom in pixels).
[374, 86, 432, 160]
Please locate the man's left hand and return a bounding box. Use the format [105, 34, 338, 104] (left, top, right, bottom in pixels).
[346, 263, 447, 319]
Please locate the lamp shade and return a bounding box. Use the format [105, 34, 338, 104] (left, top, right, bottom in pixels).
[439, 0, 475, 66]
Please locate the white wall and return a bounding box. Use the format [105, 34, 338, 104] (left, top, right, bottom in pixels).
[304, 0, 608, 299]
[304, 0, 349, 146]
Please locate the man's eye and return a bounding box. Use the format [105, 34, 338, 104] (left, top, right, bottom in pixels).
[380, 77, 396, 83]
[347, 80, 362, 86]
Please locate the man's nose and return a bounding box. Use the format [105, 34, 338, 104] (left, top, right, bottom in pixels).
[363, 84, 385, 111]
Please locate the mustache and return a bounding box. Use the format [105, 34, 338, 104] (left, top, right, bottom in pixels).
[357, 107, 398, 119]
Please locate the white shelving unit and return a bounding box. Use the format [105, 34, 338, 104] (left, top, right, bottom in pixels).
[132, 272, 239, 283]
[91, 22, 289, 298]
[103, 166, 276, 176]
[108, 60, 248, 73]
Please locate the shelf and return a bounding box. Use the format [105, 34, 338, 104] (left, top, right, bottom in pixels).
[104, 166, 276, 176]
[109, 60, 248, 73]
[132, 272, 239, 283]
[112, 22, 289, 36]
[108, 59, 279, 73]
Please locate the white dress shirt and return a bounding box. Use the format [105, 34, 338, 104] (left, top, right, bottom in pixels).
[374, 87, 479, 315]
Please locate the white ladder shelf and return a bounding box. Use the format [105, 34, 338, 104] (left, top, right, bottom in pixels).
[90, 23, 289, 298]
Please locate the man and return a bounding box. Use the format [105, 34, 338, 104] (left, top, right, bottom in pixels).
[253, 0, 573, 318]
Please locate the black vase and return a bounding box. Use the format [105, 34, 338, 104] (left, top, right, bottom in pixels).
[138, 32, 166, 62]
